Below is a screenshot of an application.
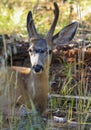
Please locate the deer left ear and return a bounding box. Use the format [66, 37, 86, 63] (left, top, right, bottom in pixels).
[52, 22, 78, 46]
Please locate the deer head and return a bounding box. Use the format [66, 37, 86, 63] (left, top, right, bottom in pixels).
[27, 2, 78, 74]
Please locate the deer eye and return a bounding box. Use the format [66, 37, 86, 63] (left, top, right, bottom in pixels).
[48, 50, 52, 54]
[28, 48, 32, 53]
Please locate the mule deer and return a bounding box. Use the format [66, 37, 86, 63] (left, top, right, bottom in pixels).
[0, 2, 78, 125]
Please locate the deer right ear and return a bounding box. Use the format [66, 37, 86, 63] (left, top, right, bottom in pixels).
[52, 22, 78, 46]
[27, 11, 38, 38]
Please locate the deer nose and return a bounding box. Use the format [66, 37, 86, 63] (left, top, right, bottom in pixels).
[33, 64, 43, 73]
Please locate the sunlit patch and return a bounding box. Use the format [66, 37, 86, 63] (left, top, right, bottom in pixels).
[11, 7, 24, 24]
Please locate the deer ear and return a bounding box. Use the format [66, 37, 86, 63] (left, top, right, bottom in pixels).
[27, 11, 38, 38]
[11, 66, 31, 74]
[52, 22, 78, 46]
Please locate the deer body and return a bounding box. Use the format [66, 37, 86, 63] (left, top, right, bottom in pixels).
[0, 66, 49, 118]
[0, 2, 78, 127]
[29, 71, 49, 112]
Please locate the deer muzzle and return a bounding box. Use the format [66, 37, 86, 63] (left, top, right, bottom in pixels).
[32, 64, 43, 73]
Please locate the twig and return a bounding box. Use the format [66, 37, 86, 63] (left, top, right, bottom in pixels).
[51, 94, 91, 101]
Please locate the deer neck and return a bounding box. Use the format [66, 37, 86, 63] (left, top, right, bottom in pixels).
[27, 68, 49, 99]
[31, 69, 49, 86]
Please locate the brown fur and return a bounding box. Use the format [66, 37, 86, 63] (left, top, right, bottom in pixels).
[0, 66, 49, 119]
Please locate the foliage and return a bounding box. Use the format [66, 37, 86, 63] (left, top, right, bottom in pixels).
[0, 0, 91, 35]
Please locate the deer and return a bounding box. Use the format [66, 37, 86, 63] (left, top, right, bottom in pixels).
[0, 2, 78, 127]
